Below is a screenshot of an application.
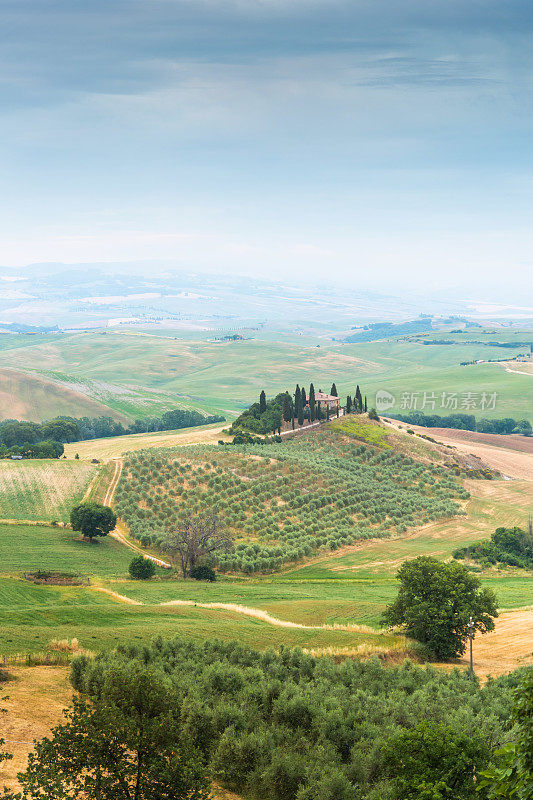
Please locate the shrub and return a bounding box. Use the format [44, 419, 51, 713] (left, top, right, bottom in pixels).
[128, 555, 156, 580]
[190, 565, 216, 582]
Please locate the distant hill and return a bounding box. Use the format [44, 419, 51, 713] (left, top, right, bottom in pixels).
[345, 319, 433, 342]
[0, 367, 130, 423]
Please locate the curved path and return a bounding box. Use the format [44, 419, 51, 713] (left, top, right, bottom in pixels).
[104, 458, 173, 569]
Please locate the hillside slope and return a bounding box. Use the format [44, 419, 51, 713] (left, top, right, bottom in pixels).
[0, 367, 130, 423]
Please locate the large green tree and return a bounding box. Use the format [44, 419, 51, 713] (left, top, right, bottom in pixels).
[15, 664, 211, 800]
[383, 556, 498, 659]
[70, 502, 117, 541]
[259, 390, 267, 414]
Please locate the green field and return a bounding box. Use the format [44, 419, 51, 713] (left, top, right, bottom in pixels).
[0, 460, 529, 657]
[0, 413, 529, 660]
[0, 328, 530, 421]
[0, 521, 135, 577]
[0, 460, 96, 521]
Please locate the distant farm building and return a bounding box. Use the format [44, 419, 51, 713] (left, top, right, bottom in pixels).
[313, 391, 340, 411]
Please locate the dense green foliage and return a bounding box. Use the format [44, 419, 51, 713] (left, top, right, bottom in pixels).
[128, 555, 156, 579]
[230, 391, 286, 435]
[383, 556, 498, 659]
[391, 412, 531, 434]
[381, 721, 489, 799]
[70, 502, 117, 541]
[14, 663, 211, 799]
[69, 637, 525, 800]
[0, 409, 225, 447]
[115, 430, 466, 573]
[190, 565, 217, 581]
[454, 526, 533, 570]
[0, 440, 64, 459]
[479, 671, 533, 800]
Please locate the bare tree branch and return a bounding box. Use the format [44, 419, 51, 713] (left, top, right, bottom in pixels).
[162, 514, 233, 578]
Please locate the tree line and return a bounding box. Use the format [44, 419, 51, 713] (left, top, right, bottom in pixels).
[453, 525, 533, 570]
[0, 408, 225, 449]
[391, 411, 532, 436]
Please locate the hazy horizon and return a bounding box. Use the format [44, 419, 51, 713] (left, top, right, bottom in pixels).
[1, 1, 533, 302]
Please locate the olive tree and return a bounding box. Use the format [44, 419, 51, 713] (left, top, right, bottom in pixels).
[162, 514, 233, 578]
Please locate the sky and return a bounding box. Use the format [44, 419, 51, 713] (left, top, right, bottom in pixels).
[1, 0, 532, 299]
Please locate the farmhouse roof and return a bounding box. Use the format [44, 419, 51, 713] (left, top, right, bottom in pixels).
[314, 391, 339, 402]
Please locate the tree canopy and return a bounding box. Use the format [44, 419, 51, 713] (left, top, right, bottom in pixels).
[162, 514, 233, 577]
[382, 720, 490, 800]
[383, 556, 498, 659]
[15, 663, 211, 800]
[129, 555, 156, 580]
[70, 502, 117, 541]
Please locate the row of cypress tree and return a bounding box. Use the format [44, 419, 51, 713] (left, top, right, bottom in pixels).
[258, 381, 367, 431]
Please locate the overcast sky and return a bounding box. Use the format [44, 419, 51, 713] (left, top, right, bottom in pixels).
[1, 0, 532, 298]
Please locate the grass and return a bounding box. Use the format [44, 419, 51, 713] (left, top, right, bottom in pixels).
[329, 416, 391, 447]
[0, 365, 129, 423]
[0, 577, 402, 656]
[64, 422, 228, 461]
[0, 460, 96, 521]
[0, 522, 135, 577]
[0, 413, 529, 663]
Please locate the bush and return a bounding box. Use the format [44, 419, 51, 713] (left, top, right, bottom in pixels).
[128, 555, 156, 580]
[190, 565, 216, 582]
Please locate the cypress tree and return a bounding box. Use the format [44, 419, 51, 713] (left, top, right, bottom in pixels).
[309, 383, 316, 422]
[326, 405, 330, 420]
[355, 385, 362, 413]
[301, 387, 307, 408]
[330, 383, 338, 397]
[259, 390, 267, 414]
[346, 395, 352, 414]
[297, 394, 304, 426]
[317, 400, 321, 421]
[294, 385, 301, 411]
[283, 392, 292, 423]
[364, 395, 368, 412]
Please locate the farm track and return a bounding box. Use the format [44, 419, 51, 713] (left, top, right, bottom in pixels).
[160, 599, 380, 634]
[104, 458, 173, 569]
[94, 586, 143, 605]
[103, 459, 122, 507]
